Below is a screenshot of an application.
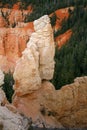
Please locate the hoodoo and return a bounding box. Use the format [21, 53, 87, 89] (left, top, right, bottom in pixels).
[13, 15, 55, 96]
[13, 15, 87, 128]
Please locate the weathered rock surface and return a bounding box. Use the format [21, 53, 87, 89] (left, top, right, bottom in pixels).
[0, 6, 73, 72]
[13, 81, 62, 128]
[33, 15, 55, 80]
[0, 8, 32, 27]
[0, 88, 8, 105]
[13, 15, 55, 96]
[0, 4, 86, 130]
[13, 77, 87, 128]
[0, 15, 7, 27]
[0, 26, 33, 72]
[12, 15, 87, 128]
[0, 69, 4, 86]
[0, 106, 30, 130]
[0, 76, 8, 105]
[0, 88, 30, 130]
[0, 7, 34, 72]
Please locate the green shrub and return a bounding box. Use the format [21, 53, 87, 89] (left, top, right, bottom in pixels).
[2, 72, 14, 103]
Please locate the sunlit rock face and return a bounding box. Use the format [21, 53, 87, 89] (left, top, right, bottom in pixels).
[0, 88, 8, 106]
[13, 76, 87, 128]
[0, 69, 4, 87]
[0, 71, 8, 106]
[0, 8, 34, 72]
[33, 15, 55, 80]
[0, 27, 33, 72]
[13, 15, 55, 96]
[13, 81, 62, 128]
[13, 15, 87, 129]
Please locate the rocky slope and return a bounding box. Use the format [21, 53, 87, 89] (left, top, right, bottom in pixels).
[12, 15, 87, 128]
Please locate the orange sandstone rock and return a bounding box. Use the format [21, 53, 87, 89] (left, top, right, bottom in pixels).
[50, 7, 74, 31]
[12, 2, 21, 10]
[0, 6, 34, 72]
[0, 27, 33, 72]
[55, 29, 72, 48]
[13, 77, 87, 128]
[0, 16, 7, 27]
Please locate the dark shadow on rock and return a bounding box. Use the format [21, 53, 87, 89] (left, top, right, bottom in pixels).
[28, 127, 87, 130]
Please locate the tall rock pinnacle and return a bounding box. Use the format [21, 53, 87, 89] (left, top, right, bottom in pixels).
[13, 15, 55, 96]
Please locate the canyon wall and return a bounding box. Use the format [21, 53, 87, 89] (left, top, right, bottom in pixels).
[0, 8, 34, 72]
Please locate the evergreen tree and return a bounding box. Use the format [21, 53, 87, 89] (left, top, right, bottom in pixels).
[52, 6, 87, 89]
[2, 72, 14, 103]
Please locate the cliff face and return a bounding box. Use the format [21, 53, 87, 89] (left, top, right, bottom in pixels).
[0, 8, 34, 72]
[13, 15, 87, 128]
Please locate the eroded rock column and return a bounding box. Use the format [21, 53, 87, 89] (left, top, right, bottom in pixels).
[13, 15, 55, 96]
